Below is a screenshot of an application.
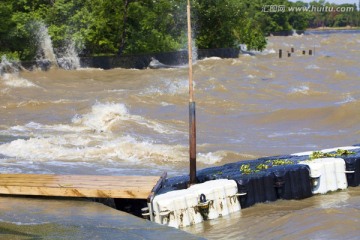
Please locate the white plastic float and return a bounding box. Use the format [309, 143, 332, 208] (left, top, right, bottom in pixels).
[299, 158, 348, 194]
[151, 179, 241, 228]
[142, 146, 359, 228]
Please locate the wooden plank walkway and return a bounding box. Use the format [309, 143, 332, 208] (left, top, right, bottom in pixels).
[0, 174, 165, 199]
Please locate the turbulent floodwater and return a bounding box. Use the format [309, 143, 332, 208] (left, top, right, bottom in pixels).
[0, 30, 360, 239]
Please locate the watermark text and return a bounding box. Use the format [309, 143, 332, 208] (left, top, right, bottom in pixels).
[262, 5, 355, 13]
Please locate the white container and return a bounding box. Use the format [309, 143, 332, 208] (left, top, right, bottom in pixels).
[189, 179, 241, 220]
[299, 158, 348, 194]
[151, 189, 202, 228]
[151, 179, 240, 228]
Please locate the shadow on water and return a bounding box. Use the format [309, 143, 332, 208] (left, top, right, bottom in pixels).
[0, 226, 40, 239]
[0, 196, 205, 240]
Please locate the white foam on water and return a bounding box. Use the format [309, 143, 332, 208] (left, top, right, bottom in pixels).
[3, 102, 178, 136]
[335, 70, 345, 75]
[289, 85, 309, 95]
[0, 135, 183, 162]
[0, 56, 39, 88]
[200, 57, 222, 61]
[336, 94, 356, 105]
[230, 59, 242, 65]
[15, 99, 84, 108]
[72, 102, 178, 134]
[306, 64, 320, 70]
[71, 102, 129, 133]
[142, 78, 189, 96]
[197, 152, 224, 164]
[0, 132, 227, 166]
[291, 30, 303, 37]
[160, 102, 173, 106]
[0, 102, 191, 164]
[268, 131, 312, 138]
[77, 67, 104, 71]
[35, 22, 58, 66]
[241, 54, 254, 57]
[1, 73, 39, 88]
[56, 40, 81, 70]
[260, 48, 276, 55]
[4, 121, 88, 136]
[106, 89, 128, 93]
[0, 133, 229, 165]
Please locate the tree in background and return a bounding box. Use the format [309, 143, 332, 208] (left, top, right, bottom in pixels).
[0, 0, 359, 61]
[193, 0, 267, 50]
[288, 1, 312, 30]
[122, 0, 186, 54]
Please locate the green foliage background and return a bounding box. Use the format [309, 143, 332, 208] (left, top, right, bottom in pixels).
[0, 0, 359, 60]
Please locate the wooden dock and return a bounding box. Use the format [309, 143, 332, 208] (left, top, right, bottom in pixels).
[0, 173, 166, 199]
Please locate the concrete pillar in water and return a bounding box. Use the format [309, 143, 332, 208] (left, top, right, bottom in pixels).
[279, 49, 282, 58]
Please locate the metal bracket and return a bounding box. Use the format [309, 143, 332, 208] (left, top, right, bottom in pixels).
[235, 192, 247, 197]
[147, 172, 167, 222]
[159, 210, 171, 216]
[196, 201, 210, 208]
[310, 174, 322, 178]
[196, 193, 210, 208]
[141, 207, 150, 217]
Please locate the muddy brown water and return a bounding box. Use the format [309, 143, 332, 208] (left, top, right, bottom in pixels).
[0, 30, 360, 239]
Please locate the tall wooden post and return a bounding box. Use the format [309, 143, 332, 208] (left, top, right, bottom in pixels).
[187, 0, 197, 185]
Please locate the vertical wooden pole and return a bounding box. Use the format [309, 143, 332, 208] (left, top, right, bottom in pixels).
[187, 0, 194, 102]
[187, 0, 196, 185]
[279, 49, 282, 58]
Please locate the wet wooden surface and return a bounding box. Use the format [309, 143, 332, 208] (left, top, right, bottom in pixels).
[0, 174, 161, 199]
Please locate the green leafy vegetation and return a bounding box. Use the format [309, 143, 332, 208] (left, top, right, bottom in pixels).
[255, 163, 269, 171]
[0, 0, 359, 60]
[266, 159, 294, 166]
[309, 149, 355, 160]
[240, 158, 295, 174]
[240, 164, 253, 174]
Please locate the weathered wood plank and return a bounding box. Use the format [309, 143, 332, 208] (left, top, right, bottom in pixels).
[0, 174, 161, 199]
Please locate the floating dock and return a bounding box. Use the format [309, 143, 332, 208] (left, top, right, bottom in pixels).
[0, 146, 360, 229]
[149, 145, 360, 228]
[0, 173, 166, 199]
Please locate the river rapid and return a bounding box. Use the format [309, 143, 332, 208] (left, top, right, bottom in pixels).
[0, 30, 360, 239]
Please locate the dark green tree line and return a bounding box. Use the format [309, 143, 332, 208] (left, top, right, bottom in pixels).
[0, 0, 359, 61]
